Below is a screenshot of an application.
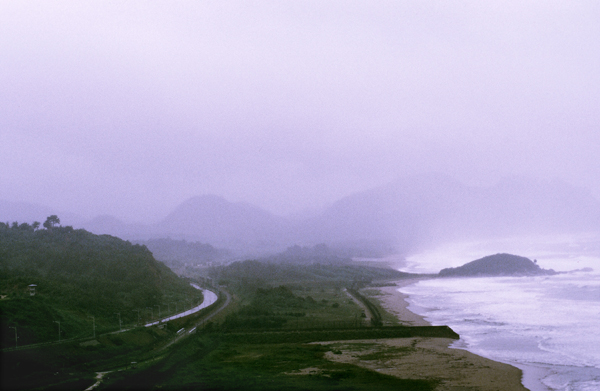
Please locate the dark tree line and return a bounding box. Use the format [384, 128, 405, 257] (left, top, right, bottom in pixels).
[2, 215, 62, 232]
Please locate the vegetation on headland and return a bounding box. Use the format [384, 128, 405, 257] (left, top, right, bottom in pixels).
[439, 253, 557, 277]
[0, 217, 201, 348]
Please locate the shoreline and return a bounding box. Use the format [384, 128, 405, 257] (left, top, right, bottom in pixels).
[355, 278, 529, 390]
[382, 278, 554, 391]
[376, 278, 431, 326]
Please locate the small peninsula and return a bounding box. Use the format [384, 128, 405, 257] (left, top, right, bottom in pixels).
[439, 253, 556, 277]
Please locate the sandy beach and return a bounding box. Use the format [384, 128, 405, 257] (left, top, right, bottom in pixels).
[318, 279, 529, 391]
[376, 279, 432, 326]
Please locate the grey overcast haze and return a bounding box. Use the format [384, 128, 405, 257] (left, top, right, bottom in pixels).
[1, 1, 599, 223]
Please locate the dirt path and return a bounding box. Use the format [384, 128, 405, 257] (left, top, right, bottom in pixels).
[343, 288, 372, 322]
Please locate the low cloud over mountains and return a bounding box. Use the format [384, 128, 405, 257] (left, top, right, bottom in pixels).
[3, 174, 600, 256]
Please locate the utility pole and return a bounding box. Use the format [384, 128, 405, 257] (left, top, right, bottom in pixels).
[132, 310, 140, 326]
[115, 313, 121, 331]
[89, 316, 95, 338]
[9, 326, 17, 348]
[155, 305, 160, 318]
[54, 321, 61, 341]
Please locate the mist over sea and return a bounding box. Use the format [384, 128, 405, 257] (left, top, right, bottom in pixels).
[398, 234, 600, 391]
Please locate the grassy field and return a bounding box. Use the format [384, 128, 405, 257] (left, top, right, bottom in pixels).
[0, 326, 169, 390]
[2, 257, 450, 390]
[102, 334, 438, 391]
[285, 285, 366, 328]
[97, 281, 452, 390]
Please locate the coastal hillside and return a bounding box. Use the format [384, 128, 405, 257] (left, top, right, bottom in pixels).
[0, 219, 199, 347]
[438, 253, 556, 277]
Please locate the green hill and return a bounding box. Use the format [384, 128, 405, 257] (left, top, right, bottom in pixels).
[438, 253, 557, 277]
[0, 220, 201, 348]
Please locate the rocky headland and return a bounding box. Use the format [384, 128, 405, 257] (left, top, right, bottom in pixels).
[439, 253, 556, 277]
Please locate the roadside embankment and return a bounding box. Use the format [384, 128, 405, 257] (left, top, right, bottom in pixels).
[218, 325, 458, 344]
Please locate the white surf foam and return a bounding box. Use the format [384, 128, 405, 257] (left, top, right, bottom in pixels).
[398, 233, 600, 391]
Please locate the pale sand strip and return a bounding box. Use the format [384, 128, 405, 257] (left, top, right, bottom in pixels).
[317, 337, 527, 391]
[316, 279, 529, 391]
[375, 279, 431, 326]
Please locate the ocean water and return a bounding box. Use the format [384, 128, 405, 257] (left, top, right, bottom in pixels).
[398, 234, 600, 391]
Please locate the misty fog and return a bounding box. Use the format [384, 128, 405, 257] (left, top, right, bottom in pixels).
[1, 1, 599, 241]
[4, 4, 600, 391]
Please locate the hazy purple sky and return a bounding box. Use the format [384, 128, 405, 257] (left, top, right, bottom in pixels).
[1, 1, 599, 222]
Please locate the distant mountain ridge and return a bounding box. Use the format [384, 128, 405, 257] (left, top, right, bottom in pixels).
[439, 253, 557, 277]
[158, 195, 292, 250]
[301, 174, 600, 248]
[3, 175, 600, 255]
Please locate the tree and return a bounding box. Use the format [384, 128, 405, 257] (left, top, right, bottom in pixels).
[43, 215, 60, 230]
[32, 222, 40, 230]
[18, 223, 32, 231]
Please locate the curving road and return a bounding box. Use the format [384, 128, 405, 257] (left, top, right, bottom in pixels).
[145, 284, 218, 327]
[157, 287, 231, 351]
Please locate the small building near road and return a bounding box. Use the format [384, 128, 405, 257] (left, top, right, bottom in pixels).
[28, 284, 37, 296]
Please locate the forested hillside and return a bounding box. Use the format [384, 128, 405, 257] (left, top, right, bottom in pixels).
[209, 259, 412, 290]
[135, 238, 231, 275]
[0, 219, 200, 347]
